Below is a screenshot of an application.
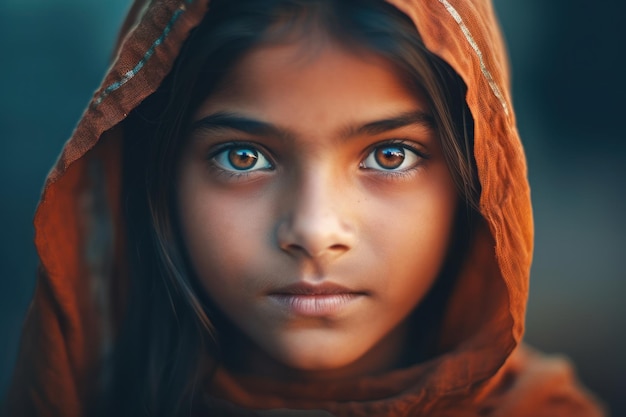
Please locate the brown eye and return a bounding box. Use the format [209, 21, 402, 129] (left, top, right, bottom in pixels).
[361, 143, 422, 172]
[228, 148, 258, 170]
[374, 146, 405, 169]
[212, 145, 272, 172]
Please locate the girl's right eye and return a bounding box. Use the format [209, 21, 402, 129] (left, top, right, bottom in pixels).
[211, 145, 273, 172]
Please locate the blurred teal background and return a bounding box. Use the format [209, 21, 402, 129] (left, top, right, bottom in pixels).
[1, 0, 624, 414]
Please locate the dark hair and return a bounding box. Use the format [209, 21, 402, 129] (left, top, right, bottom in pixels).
[103, 0, 478, 415]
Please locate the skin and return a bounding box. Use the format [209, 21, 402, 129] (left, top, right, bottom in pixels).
[177, 39, 458, 381]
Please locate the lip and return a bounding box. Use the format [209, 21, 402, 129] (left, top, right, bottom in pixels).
[268, 282, 366, 317]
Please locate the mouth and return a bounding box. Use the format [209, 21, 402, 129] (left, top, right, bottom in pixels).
[268, 282, 366, 317]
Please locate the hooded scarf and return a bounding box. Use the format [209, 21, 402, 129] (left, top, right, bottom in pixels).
[6, 0, 606, 416]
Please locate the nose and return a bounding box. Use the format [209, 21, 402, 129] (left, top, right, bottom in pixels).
[276, 171, 356, 264]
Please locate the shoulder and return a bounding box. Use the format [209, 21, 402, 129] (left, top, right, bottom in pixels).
[477, 344, 607, 417]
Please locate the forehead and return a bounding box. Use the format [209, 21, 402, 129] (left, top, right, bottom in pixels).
[195, 40, 430, 133]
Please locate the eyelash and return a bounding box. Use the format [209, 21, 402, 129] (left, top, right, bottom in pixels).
[207, 141, 275, 178]
[360, 139, 431, 178]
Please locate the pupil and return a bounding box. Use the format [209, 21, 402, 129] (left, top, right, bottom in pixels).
[229, 148, 258, 170]
[375, 146, 405, 169]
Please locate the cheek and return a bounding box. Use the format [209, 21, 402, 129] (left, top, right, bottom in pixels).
[176, 170, 268, 295]
[362, 174, 458, 298]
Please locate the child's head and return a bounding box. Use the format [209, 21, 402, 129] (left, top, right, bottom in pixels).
[120, 0, 477, 408]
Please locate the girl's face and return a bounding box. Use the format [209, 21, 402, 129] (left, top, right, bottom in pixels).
[177, 39, 458, 379]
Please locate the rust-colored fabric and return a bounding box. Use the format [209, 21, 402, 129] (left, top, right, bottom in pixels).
[6, 0, 606, 416]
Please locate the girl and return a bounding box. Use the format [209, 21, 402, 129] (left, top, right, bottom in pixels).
[6, 0, 605, 416]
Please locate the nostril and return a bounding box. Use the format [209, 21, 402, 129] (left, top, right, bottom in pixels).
[281, 242, 307, 254]
[309, 243, 351, 260]
[328, 243, 349, 252]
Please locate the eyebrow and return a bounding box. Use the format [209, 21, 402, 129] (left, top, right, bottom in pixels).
[191, 112, 295, 141]
[190, 110, 435, 142]
[341, 111, 435, 138]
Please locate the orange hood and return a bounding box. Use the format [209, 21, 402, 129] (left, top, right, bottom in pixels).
[7, 0, 604, 416]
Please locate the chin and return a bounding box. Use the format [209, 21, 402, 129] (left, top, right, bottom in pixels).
[267, 337, 373, 378]
[283, 352, 354, 372]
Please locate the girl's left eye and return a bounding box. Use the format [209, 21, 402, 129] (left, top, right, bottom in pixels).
[212, 145, 272, 172]
[360, 143, 423, 172]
